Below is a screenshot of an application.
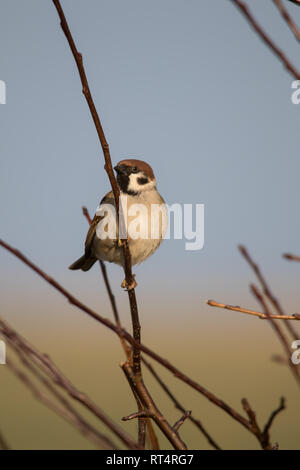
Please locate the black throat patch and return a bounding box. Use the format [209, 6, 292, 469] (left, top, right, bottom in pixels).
[117, 174, 138, 196]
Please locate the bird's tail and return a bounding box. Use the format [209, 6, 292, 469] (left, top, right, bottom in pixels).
[69, 254, 97, 272]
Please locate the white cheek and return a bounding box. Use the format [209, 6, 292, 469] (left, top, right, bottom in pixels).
[128, 174, 156, 192]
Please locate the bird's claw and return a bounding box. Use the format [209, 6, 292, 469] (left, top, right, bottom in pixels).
[121, 275, 137, 291]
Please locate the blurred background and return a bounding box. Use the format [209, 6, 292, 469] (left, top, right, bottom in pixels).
[1, 0, 300, 449]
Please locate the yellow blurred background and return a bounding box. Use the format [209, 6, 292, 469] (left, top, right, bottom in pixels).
[1, 280, 300, 450]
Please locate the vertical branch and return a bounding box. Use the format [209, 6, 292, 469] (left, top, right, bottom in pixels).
[52, 0, 141, 378]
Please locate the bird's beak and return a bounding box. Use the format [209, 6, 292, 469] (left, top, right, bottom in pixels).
[114, 164, 129, 175]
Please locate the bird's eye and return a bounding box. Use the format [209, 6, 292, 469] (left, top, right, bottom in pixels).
[131, 166, 138, 173]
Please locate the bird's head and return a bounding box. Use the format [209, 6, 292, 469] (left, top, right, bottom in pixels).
[114, 159, 156, 195]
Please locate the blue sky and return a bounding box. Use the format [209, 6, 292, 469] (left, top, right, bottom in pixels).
[1, 0, 300, 315]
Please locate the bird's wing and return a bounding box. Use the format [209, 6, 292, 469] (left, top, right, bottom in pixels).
[84, 191, 115, 257]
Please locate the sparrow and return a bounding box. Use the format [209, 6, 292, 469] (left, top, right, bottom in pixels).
[69, 159, 167, 289]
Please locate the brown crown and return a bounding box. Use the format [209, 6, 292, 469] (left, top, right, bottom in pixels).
[116, 159, 155, 180]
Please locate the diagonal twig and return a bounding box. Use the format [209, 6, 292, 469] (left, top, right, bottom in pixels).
[283, 253, 300, 262]
[242, 397, 285, 450]
[251, 284, 300, 386]
[273, 0, 300, 42]
[121, 361, 187, 450]
[173, 411, 191, 432]
[206, 299, 300, 320]
[262, 397, 285, 449]
[239, 245, 299, 341]
[230, 0, 300, 79]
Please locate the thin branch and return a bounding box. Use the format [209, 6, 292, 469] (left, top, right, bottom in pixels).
[239, 245, 299, 341]
[122, 411, 149, 422]
[173, 411, 191, 432]
[120, 362, 148, 449]
[142, 357, 221, 450]
[52, 0, 141, 379]
[241, 398, 261, 443]
[251, 284, 300, 386]
[262, 398, 285, 449]
[242, 397, 285, 450]
[121, 362, 187, 450]
[283, 253, 300, 262]
[230, 0, 300, 79]
[0, 239, 269, 437]
[206, 299, 300, 320]
[273, 0, 300, 41]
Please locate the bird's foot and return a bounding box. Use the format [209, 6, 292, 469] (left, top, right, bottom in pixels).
[121, 275, 137, 291]
[117, 236, 130, 247]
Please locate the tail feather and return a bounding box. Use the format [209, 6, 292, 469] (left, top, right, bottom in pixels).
[69, 254, 97, 272]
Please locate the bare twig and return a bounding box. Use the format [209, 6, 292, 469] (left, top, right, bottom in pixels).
[122, 411, 149, 422]
[239, 245, 299, 341]
[173, 411, 191, 432]
[230, 0, 300, 79]
[120, 362, 148, 449]
[206, 299, 300, 320]
[242, 397, 285, 450]
[51, 0, 140, 379]
[273, 0, 300, 41]
[251, 284, 300, 386]
[283, 253, 300, 262]
[241, 398, 261, 442]
[142, 357, 221, 450]
[262, 397, 285, 449]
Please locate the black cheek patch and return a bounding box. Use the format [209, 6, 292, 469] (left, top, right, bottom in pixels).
[137, 177, 148, 185]
[117, 174, 129, 192]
